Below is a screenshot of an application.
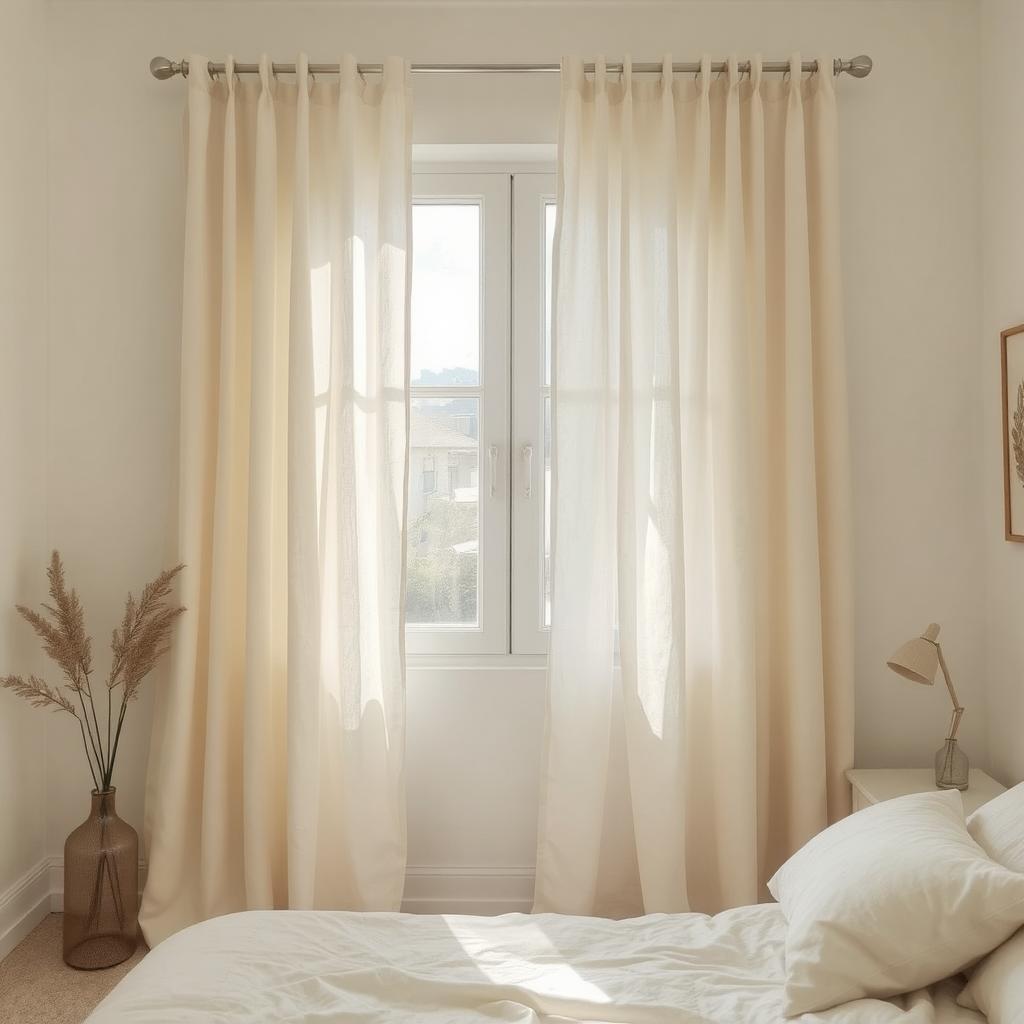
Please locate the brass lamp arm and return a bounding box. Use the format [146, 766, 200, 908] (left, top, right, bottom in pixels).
[935, 643, 965, 739]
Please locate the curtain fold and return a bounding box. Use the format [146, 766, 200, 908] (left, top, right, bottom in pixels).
[534, 54, 853, 918]
[140, 54, 412, 946]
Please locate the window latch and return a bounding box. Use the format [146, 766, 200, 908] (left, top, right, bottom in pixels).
[488, 444, 499, 498]
[521, 444, 534, 499]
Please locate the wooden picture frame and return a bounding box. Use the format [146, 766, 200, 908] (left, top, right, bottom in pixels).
[1001, 323, 1024, 542]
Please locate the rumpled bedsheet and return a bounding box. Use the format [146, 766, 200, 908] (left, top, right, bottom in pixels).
[86, 905, 985, 1023]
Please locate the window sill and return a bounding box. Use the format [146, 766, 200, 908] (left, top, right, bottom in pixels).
[405, 652, 548, 671]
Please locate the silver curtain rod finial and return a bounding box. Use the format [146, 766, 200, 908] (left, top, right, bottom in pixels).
[150, 56, 180, 80]
[843, 55, 873, 78]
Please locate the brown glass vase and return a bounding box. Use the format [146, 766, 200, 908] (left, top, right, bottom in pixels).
[63, 788, 138, 969]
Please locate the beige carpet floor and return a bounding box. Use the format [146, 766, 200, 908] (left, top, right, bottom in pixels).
[0, 914, 147, 1024]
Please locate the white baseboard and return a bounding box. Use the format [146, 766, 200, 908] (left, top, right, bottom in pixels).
[47, 860, 525, 914]
[2, 858, 532, 960]
[401, 865, 534, 915]
[0, 859, 52, 961]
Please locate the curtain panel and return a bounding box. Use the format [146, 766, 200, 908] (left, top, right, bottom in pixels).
[535, 55, 854, 918]
[140, 55, 412, 946]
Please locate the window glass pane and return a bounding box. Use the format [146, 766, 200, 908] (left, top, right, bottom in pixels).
[544, 202, 556, 387]
[411, 204, 480, 387]
[407, 396, 480, 626]
[543, 394, 552, 627]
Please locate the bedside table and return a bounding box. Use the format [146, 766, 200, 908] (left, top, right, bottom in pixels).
[846, 768, 1006, 817]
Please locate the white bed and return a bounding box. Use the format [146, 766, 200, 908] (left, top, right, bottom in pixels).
[86, 905, 983, 1023]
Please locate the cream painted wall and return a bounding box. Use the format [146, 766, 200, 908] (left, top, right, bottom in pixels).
[980, 0, 1024, 786]
[35, 0, 989, 898]
[0, 0, 48, 898]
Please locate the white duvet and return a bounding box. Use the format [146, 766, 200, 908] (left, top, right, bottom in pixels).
[87, 905, 984, 1023]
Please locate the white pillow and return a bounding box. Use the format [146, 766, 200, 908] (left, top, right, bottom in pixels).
[768, 789, 1024, 1017]
[956, 785, 1024, 1019]
[959, 927, 1024, 1022]
[968, 783, 1024, 871]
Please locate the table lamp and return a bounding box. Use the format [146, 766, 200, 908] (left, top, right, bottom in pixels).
[886, 623, 968, 791]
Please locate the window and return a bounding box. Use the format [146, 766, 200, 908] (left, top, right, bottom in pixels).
[512, 178, 556, 654]
[407, 171, 554, 656]
[421, 455, 436, 495]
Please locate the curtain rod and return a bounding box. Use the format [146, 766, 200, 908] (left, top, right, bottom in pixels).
[149, 55, 873, 81]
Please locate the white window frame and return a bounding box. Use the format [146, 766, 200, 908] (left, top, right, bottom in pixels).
[406, 173, 511, 656]
[512, 174, 556, 655]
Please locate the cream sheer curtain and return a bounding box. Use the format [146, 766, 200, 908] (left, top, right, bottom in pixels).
[534, 55, 854, 918]
[140, 55, 411, 946]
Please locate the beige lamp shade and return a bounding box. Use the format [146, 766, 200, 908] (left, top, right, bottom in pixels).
[886, 623, 941, 685]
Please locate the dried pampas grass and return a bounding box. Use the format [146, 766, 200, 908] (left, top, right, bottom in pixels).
[2, 552, 184, 792]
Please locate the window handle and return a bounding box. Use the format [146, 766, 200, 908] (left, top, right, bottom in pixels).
[488, 444, 499, 498]
[522, 444, 534, 499]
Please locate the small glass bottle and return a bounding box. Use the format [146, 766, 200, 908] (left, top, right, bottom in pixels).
[934, 738, 969, 791]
